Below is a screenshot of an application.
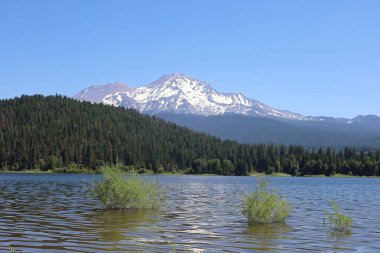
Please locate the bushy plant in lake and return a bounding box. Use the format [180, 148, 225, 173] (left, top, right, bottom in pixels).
[92, 166, 165, 210]
[9, 245, 16, 253]
[325, 199, 352, 231]
[242, 178, 291, 224]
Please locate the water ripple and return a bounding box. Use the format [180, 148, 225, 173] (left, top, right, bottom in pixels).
[1, 174, 380, 252]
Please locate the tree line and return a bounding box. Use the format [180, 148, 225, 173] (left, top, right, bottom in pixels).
[0, 95, 379, 176]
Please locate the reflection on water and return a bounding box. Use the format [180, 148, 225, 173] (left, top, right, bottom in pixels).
[88, 210, 153, 242]
[329, 230, 352, 253]
[1, 174, 380, 252]
[244, 223, 292, 251]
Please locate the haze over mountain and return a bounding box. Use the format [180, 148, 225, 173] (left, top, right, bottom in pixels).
[157, 113, 380, 148]
[74, 74, 380, 147]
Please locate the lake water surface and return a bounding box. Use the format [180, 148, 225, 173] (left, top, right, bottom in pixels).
[0, 174, 379, 252]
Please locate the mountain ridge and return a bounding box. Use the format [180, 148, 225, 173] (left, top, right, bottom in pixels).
[74, 73, 379, 123]
[157, 112, 380, 148]
[74, 73, 307, 120]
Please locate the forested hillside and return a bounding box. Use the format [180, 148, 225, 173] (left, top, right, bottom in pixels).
[0, 95, 379, 176]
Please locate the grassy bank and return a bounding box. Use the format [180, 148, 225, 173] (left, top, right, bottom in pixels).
[303, 173, 378, 178]
[249, 172, 292, 177]
[0, 170, 56, 174]
[0, 166, 93, 174]
[1, 168, 379, 178]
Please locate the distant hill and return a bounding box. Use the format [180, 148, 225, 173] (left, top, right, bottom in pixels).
[157, 113, 380, 148]
[1, 95, 379, 176]
[0, 95, 240, 174]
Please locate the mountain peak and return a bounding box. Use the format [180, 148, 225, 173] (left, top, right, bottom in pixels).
[170, 72, 187, 78]
[350, 115, 380, 125]
[155, 73, 197, 84]
[73, 82, 133, 103]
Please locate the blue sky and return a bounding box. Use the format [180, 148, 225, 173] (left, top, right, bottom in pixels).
[0, 0, 379, 118]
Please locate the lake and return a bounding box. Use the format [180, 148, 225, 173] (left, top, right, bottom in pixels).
[0, 174, 379, 252]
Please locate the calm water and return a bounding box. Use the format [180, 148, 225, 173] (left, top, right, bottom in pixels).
[0, 174, 380, 252]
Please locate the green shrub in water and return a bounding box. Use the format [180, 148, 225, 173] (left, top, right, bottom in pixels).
[92, 166, 165, 210]
[242, 178, 291, 224]
[9, 245, 16, 253]
[325, 199, 352, 231]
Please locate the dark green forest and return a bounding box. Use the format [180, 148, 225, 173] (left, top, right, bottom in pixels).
[1, 95, 380, 176]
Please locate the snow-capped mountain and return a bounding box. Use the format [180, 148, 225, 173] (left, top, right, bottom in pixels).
[73, 73, 380, 147]
[74, 82, 133, 103]
[74, 73, 307, 120]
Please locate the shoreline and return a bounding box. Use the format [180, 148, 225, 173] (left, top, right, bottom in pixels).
[0, 170, 378, 178]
